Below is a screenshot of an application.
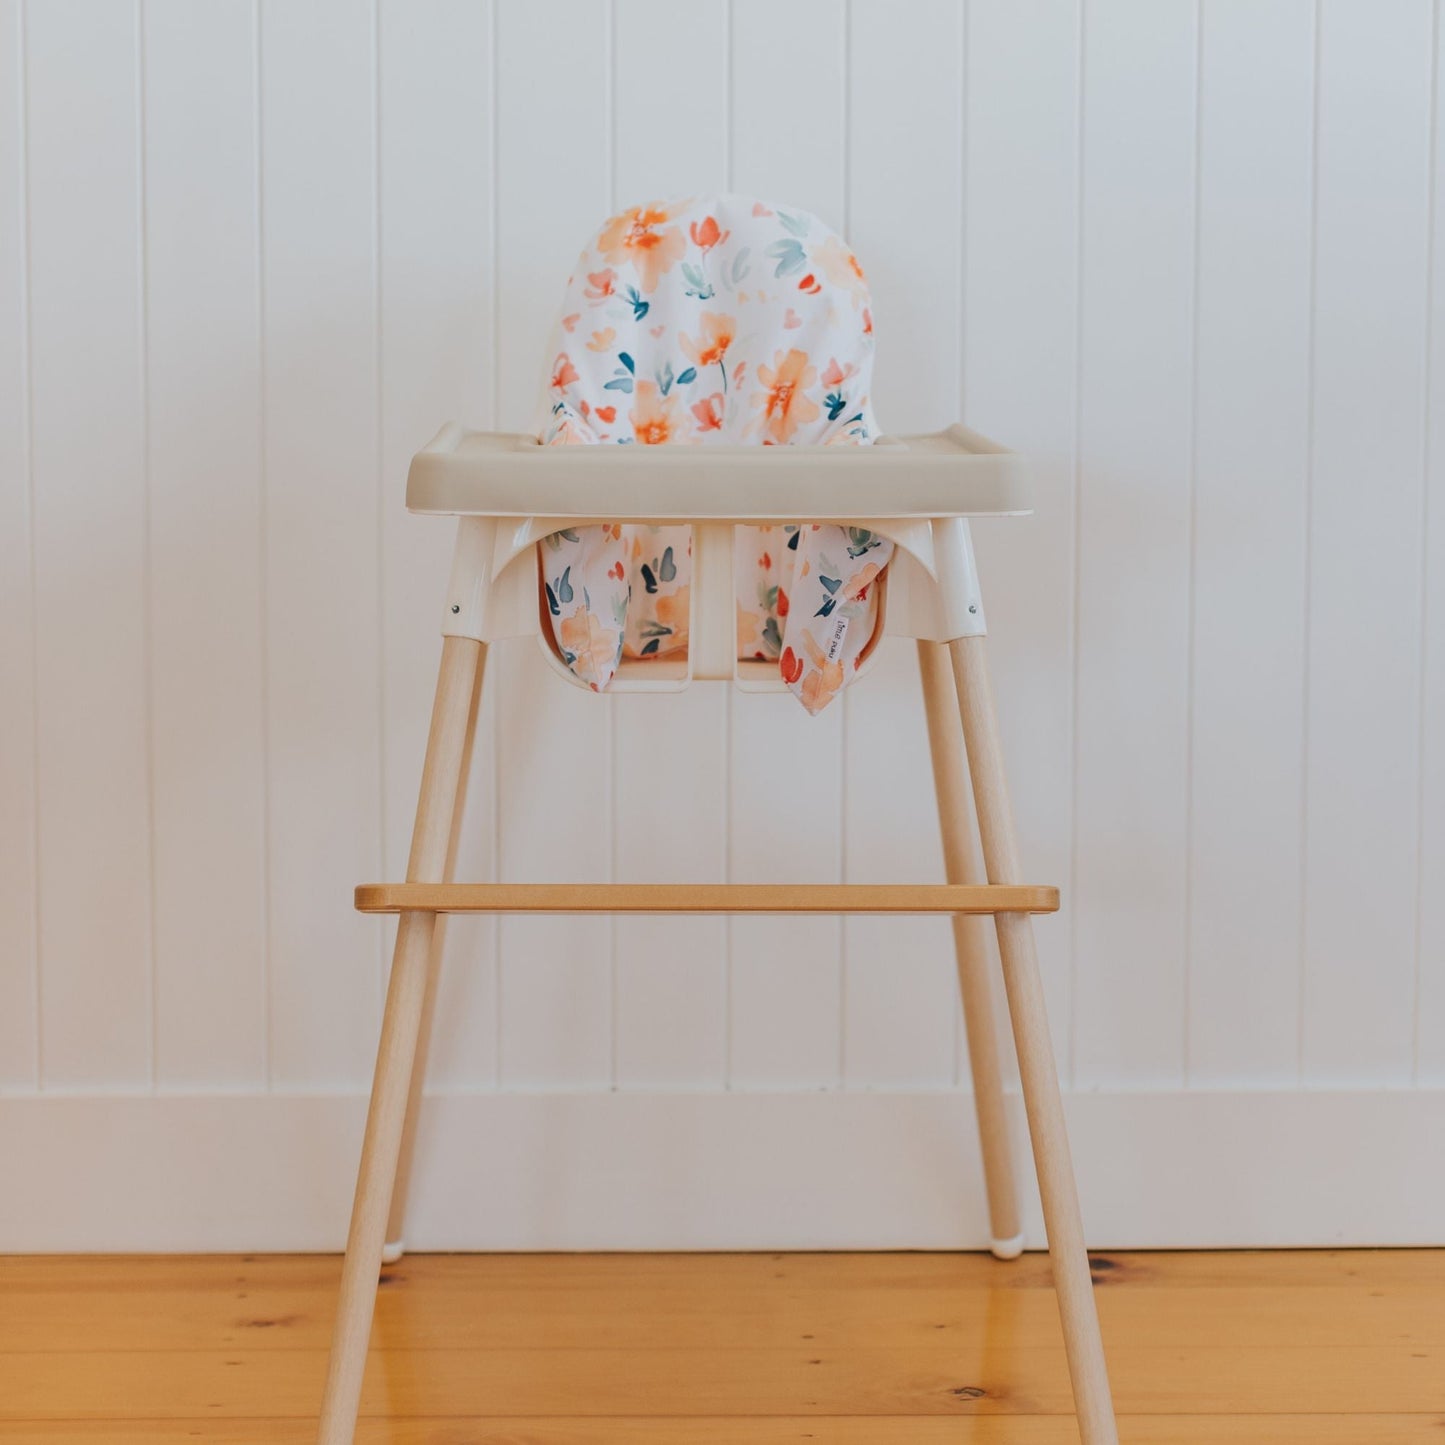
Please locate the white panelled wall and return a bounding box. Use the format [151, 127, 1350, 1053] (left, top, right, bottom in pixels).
[2, 0, 1443, 1250]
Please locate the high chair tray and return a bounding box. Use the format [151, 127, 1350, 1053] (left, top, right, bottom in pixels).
[406, 423, 1030, 522]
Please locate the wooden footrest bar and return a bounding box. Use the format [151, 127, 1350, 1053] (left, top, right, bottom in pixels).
[354, 882, 1058, 916]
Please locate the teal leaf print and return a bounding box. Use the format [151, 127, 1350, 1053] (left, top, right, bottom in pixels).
[544, 580, 561, 616]
[814, 568, 842, 618]
[658, 359, 676, 396]
[606, 354, 636, 392]
[825, 391, 846, 421]
[766, 238, 807, 278]
[681, 261, 715, 300]
[847, 528, 879, 556]
[624, 287, 649, 321]
[556, 566, 574, 604]
[675, 366, 697, 386]
[640, 546, 677, 594]
[761, 615, 782, 655]
[776, 209, 810, 238]
[731, 247, 751, 283]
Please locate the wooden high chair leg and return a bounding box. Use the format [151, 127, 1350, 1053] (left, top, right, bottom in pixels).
[917, 639, 1024, 1258]
[316, 634, 486, 1445]
[953, 635, 1121, 1445]
[383, 647, 487, 1264]
[949, 633, 1119, 1445]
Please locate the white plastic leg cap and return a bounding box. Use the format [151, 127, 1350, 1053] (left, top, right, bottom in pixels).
[381, 1239, 405, 1266]
[990, 1232, 1026, 1261]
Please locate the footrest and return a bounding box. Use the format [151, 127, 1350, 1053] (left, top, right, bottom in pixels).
[354, 882, 1058, 915]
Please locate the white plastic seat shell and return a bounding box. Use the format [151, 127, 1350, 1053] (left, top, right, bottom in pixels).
[411, 422, 1029, 692]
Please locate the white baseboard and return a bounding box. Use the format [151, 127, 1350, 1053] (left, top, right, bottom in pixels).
[1, 1087, 1440, 1252]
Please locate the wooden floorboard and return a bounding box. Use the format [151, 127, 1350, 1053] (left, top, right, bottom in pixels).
[0, 1251, 1441, 1441]
[0, 1422, 1442, 1444]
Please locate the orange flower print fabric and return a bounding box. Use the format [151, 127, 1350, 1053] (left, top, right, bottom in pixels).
[753, 348, 821, 443]
[538, 194, 890, 713]
[597, 204, 688, 294]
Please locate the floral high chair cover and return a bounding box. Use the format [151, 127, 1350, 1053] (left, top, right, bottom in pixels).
[538, 194, 892, 714]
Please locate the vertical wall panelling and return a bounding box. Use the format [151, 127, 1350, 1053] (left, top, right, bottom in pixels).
[261, 0, 384, 1088]
[493, 0, 614, 1086]
[610, 0, 730, 1088]
[144, 0, 268, 1088]
[962, 0, 1083, 1081]
[27, 0, 153, 1087]
[613, 0, 727, 205]
[841, 0, 964, 1088]
[728, 0, 845, 228]
[7, 0, 1445, 1248]
[0, 0, 38, 1088]
[377, 0, 499, 1090]
[842, 644, 957, 1086]
[727, 694, 844, 1086]
[613, 688, 730, 1086]
[1187, 0, 1314, 1084]
[1071, 0, 1197, 1087]
[1419, 0, 1445, 1084]
[725, 0, 849, 1089]
[1303, 0, 1433, 1082]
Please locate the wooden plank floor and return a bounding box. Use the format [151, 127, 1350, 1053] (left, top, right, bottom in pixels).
[1, 1250, 1442, 1441]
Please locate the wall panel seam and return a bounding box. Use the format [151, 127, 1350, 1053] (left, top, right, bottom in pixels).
[372, 0, 387, 1016]
[606, 0, 618, 1091]
[136, 0, 158, 1092]
[17, 0, 41, 1090]
[1413, 0, 1442, 1084]
[722, 0, 735, 1093]
[1065, 0, 1088, 1089]
[841, 0, 851, 239]
[837, 0, 852, 1093]
[1296, 0, 1323, 1088]
[722, 0, 733, 191]
[489, 0, 502, 1091]
[1180, 0, 1204, 1088]
[954, 0, 968, 1088]
[255, 0, 274, 1092]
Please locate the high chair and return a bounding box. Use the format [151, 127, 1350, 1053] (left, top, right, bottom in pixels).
[315, 198, 1118, 1444]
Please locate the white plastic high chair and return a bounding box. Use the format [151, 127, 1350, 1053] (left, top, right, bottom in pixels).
[315, 197, 1118, 1445]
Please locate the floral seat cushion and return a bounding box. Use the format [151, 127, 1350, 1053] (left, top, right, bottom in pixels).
[538, 194, 891, 714]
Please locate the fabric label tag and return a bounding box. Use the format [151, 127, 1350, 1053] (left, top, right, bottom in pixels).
[825, 613, 851, 662]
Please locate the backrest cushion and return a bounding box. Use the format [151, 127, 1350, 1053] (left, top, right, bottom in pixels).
[537, 194, 892, 713]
